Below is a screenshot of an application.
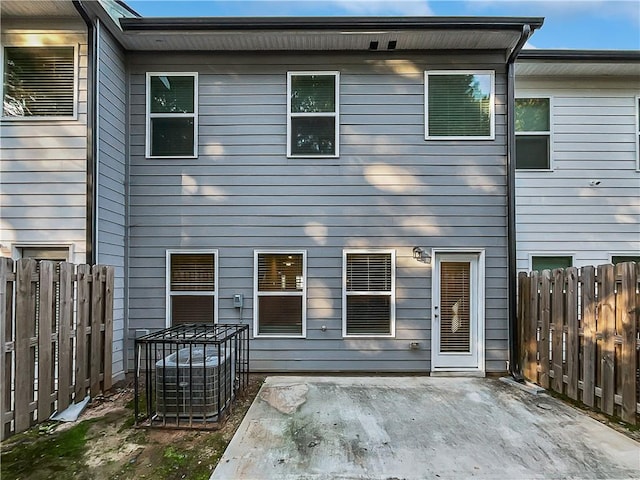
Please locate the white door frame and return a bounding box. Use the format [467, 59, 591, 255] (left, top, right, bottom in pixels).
[431, 248, 485, 376]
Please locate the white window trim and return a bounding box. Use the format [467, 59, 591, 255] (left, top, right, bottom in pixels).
[12, 243, 73, 261]
[515, 95, 554, 171]
[424, 70, 495, 141]
[165, 249, 218, 328]
[528, 252, 575, 272]
[287, 71, 340, 158]
[634, 95, 640, 172]
[342, 249, 396, 338]
[146, 72, 198, 159]
[253, 250, 307, 338]
[1, 43, 79, 121]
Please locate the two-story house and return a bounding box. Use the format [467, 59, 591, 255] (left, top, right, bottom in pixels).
[20, 1, 634, 377]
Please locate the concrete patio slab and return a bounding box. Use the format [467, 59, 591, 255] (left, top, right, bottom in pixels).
[212, 376, 640, 480]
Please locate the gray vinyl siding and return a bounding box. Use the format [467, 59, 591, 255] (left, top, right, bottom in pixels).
[127, 52, 509, 373]
[96, 22, 127, 380]
[515, 76, 640, 271]
[0, 25, 87, 263]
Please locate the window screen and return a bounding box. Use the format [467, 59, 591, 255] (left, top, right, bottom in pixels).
[288, 73, 339, 157]
[147, 74, 197, 157]
[3, 46, 75, 117]
[344, 252, 394, 336]
[168, 252, 215, 324]
[426, 72, 494, 138]
[256, 253, 305, 336]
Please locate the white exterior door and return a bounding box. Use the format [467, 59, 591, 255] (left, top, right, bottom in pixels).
[432, 251, 485, 374]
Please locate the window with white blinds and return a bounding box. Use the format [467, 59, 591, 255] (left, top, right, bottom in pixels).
[343, 251, 395, 337]
[167, 251, 216, 325]
[3, 46, 76, 118]
[287, 72, 339, 157]
[425, 71, 494, 139]
[254, 252, 306, 337]
[146, 73, 198, 158]
[439, 262, 471, 353]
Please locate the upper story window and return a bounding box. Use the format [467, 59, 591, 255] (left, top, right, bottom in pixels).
[166, 250, 217, 325]
[254, 251, 306, 337]
[343, 250, 395, 337]
[425, 71, 495, 140]
[3, 46, 76, 118]
[287, 72, 339, 158]
[516, 98, 551, 170]
[146, 73, 198, 158]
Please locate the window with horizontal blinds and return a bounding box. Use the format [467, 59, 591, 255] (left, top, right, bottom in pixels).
[256, 252, 305, 336]
[168, 252, 216, 325]
[147, 73, 197, 157]
[440, 262, 471, 353]
[288, 72, 339, 157]
[516, 98, 551, 169]
[344, 252, 395, 336]
[3, 46, 75, 117]
[170, 254, 214, 291]
[426, 72, 493, 138]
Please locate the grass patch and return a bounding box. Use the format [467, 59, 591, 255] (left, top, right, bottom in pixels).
[153, 442, 218, 480]
[1, 421, 91, 480]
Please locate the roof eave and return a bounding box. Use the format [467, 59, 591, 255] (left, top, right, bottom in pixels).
[518, 49, 640, 62]
[119, 16, 544, 33]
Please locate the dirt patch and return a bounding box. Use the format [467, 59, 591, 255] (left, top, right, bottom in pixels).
[0, 374, 265, 480]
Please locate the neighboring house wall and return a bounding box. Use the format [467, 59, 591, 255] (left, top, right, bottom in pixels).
[127, 52, 510, 373]
[0, 18, 88, 264]
[96, 21, 127, 379]
[515, 75, 640, 270]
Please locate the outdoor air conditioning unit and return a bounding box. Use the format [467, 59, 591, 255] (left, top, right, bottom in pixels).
[155, 345, 235, 422]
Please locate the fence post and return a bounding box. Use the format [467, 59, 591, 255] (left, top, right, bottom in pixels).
[565, 267, 579, 400]
[526, 271, 539, 382]
[37, 261, 55, 422]
[539, 270, 551, 389]
[14, 259, 36, 433]
[103, 267, 114, 392]
[599, 264, 615, 415]
[618, 262, 637, 424]
[551, 268, 564, 393]
[581, 266, 596, 407]
[76, 264, 90, 402]
[90, 265, 103, 397]
[57, 262, 74, 412]
[0, 257, 14, 440]
[518, 272, 529, 379]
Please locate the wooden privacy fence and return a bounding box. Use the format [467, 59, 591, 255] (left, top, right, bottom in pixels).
[0, 257, 114, 440]
[518, 262, 639, 424]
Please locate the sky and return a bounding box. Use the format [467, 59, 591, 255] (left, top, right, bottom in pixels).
[126, 0, 640, 50]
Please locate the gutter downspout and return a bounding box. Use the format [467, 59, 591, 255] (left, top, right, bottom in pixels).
[73, 0, 97, 265]
[506, 24, 532, 382]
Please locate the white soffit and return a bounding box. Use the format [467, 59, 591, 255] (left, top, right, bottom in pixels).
[119, 29, 522, 52]
[516, 61, 640, 76]
[1, 0, 79, 17]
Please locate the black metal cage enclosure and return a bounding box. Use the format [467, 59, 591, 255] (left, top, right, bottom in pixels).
[134, 324, 249, 429]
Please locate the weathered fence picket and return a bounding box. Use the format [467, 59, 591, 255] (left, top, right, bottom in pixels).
[0, 258, 114, 440]
[518, 262, 639, 425]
